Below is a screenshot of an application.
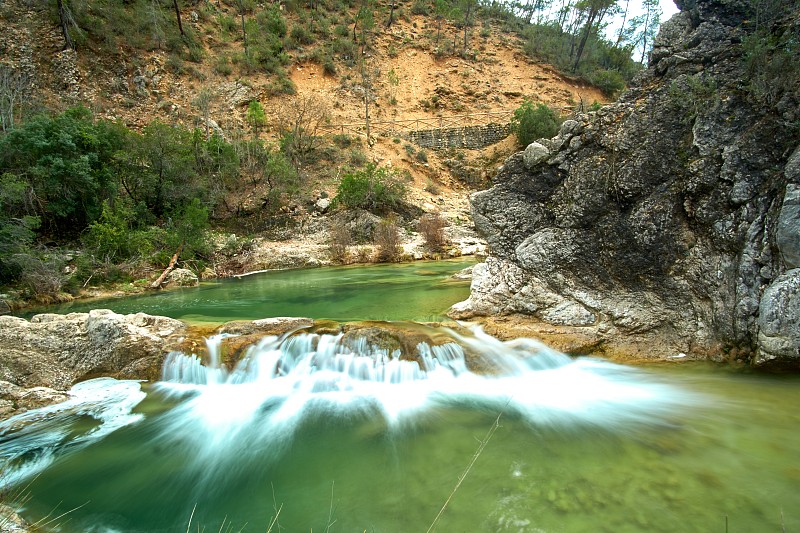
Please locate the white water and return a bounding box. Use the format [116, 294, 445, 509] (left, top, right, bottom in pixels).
[0, 378, 145, 488]
[153, 328, 700, 474]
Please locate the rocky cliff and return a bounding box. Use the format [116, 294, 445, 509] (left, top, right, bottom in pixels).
[451, 0, 800, 366]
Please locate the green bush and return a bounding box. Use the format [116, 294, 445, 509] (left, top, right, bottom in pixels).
[289, 25, 315, 47]
[511, 100, 561, 147]
[333, 163, 407, 213]
[589, 69, 626, 98]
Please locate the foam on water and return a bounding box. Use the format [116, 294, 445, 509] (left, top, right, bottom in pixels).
[0, 378, 146, 488]
[152, 327, 699, 475]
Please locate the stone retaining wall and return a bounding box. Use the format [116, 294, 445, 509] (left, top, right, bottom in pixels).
[405, 123, 511, 150]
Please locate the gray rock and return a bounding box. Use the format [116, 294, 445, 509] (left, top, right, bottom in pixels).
[0, 299, 10, 315]
[777, 184, 800, 268]
[522, 142, 550, 169]
[165, 268, 199, 287]
[454, 0, 800, 364]
[315, 197, 331, 212]
[0, 311, 186, 389]
[757, 269, 800, 363]
[786, 145, 800, 183]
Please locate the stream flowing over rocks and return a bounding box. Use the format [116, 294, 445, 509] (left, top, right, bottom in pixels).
[451, 0, 800, 366]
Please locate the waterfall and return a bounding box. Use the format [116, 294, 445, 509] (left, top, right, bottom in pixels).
[154, 329, 697, 453]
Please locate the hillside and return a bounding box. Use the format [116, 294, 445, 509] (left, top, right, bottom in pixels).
[0, 0, 622, 307]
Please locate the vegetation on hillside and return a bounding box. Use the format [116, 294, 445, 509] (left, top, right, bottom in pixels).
[34, 0, 665, 100]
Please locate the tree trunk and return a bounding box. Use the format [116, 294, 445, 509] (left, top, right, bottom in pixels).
[151, 244, 183, 289]
[56, 0, 75, 50]
[387, 0, 395, 27]
[240, 12, 248, 58]
[572, 7, 598, 71]
[173, 0, 185, 35]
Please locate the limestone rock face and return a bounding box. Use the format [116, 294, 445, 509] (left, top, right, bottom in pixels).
[0, 310, 186, 389]
[777, 183, 800, 268]
[757, 269, 800, 364]
[453, 0, 800, 365]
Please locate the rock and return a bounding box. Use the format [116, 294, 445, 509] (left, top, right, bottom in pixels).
[165, 268, 199, 287]
[0, 504, 28, 532]
[219, 81, 254, 108]
[333, 209, 382, 243]
[200, 267, 218, 280]
[777, 184, 800, 268]
[205, 118, 224, 137]
[315, 197, 331, 212]
[0, 311, 186, 389]
[757, 269, 800, 364]
[217, 317, 314, 336]
[522, 141, 551, 169]
[454, 0, 800, 364]
[451, 266, 474, 281]
[0, 299, 10, 315]
[0, 380, 69, 418]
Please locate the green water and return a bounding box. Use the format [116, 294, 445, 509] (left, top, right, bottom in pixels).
[21, 258, 475, 323]
[12, 364, 800, 532]
[4, 259, 800, 532]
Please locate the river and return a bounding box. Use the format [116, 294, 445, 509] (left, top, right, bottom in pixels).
[2, 259, 799, 532]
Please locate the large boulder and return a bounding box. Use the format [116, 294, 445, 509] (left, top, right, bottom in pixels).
[0, 310, 186, 389]
[757, 269, 800, 364]
[453, 0, 800, 366]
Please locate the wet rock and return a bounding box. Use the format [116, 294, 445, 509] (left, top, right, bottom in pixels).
[0, 504, 28, 532]
[0, 380, 69, 418]
[0, 310, 186, 389]
[217, 317, 314, 336]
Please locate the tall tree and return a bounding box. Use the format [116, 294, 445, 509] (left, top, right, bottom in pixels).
[56, 0, 76, 50]
[571, 0, 617, 72]
[172, 0, 185, 36]
[636, 0, 661, 63]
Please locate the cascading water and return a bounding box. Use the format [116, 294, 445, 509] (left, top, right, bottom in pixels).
[154, 328, 698, 460]
[1, 326, 731, 532]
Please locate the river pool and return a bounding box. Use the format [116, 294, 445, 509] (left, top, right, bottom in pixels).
[2, 260, 799, 532]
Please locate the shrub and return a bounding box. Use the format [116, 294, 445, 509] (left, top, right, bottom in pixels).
[418, 212, 447, 251]
[374, 217, 401, 262]
[589, 69, 626, 98]
[511, 100, 561, 146]
[416, 150, 429, 163]
[328, 224, 352, 263]
[333, 163, 406, 213]
[214, 56, 233, 76]
[322, 55, 338, 77]
[289, 25, 315, 47]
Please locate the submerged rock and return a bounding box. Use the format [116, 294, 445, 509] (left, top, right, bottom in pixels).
[452, 0, 800, 366]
